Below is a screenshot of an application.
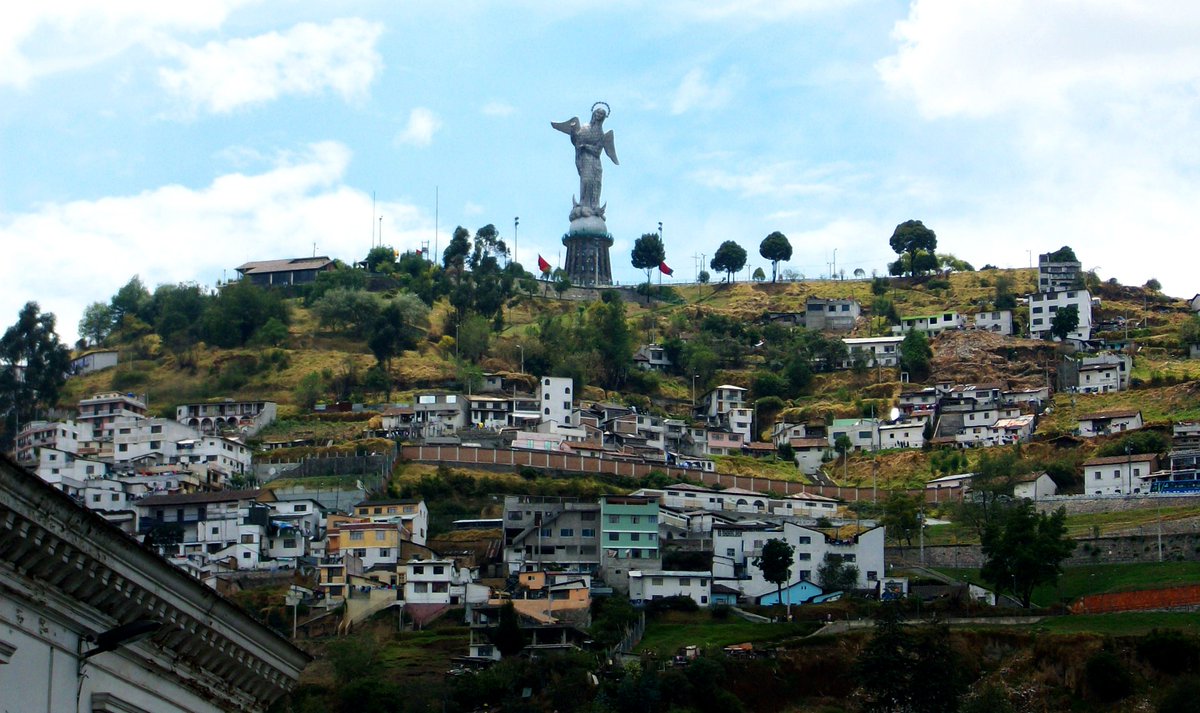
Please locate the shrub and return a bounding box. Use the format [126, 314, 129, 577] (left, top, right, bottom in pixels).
[1085, 650, 1135, 703]
[1138, 630, 1200, 675]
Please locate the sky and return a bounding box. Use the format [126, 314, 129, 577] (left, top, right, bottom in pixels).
[3, 0, 1199, 342]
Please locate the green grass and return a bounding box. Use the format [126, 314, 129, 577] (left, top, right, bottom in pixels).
[1030, 612, 1200, 635]
[1063, 505, 1200, 537]
[636, 611, 817, 656]
[933, 561, 1200, 608]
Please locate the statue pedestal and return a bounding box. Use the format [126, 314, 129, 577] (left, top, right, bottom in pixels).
[562, 227, 613, 286]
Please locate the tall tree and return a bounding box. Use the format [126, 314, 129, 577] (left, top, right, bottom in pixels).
[980, 501, 1074, 608]
[881, 492, 921, 547]
[855, 605, 968, 713]
[0, 302, 71, 431]
[109, 276, 152, 326]
[753, 538, 795, 610]
[367, 294, 429, 369]
[492, 601, 526, 658]
[710, 240, 747, 283]
[759, 231, 792, 283]
[817, 552, 859, 592]
[899, 329, 933, 382]
[630, 232, 666, 299]
[888, 220, 938, 277]
[78, 302, 114, 346]
[1049, 304, 1079, 341]
[587, 292, 632, 388]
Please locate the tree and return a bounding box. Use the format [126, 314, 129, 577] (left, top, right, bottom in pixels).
[293, 372, 325, 410]
[364, 245, 397, 273]
[252, 317, 289, 347]
[751, 267, 766, 282]
[1145, 277, 1162, 292]
[492, 601, 526, 658]
[697, 270, 710, 285]
[366, 294, 429, 369]
[110, 276, 151, 325]
[980, 501, 1074, 607]
[312, 288, 381, 336]
[759, 231, 792, 283]
[937, 253, 974, 272]
[1180, 315, 1200, 348]
[455, 313, 491, 363]
[888, 220, 938, 277]
[1049, 304, 1079, 341]
[0, 302, 71, 433]
[552, 268, 572, 297]
[630, 232, 666, 300]
[753, 538, 795, 611]
[855, 606, 967, 713]
[881, 492, 921, 546]
[78, 302, 114, 346]
[1046, 245, 1077, 262]
[993, 273, 1017, 310]
[899, 329, 932, 381]
[816, 552, 858, 592]
[710, 241, 747, 283]
[587, 292, 633, 389]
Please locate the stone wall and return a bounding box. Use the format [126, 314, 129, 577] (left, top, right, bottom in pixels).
[1033, 494, 1200, 516]
[889, 532, 1200, 569]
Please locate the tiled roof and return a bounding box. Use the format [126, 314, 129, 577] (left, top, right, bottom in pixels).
[235, 257, 333, 274]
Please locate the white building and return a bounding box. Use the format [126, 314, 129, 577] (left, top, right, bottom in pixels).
[176, 399, 277, 436]
[1028, 289, 1093, 341]
[0, 457, 308, 712]
[877, 421, 925, 450]
[628, 570, 712, 606]
[1082, 453, 1159, 495]
[973, 310, 1013, 335]
[76, 391, 148, 441]
[892, 311, 964, 336]
[712, 520, 885, 597]
[633, 344, 672, 371]
[790, 437, 829, 475]
[14, 419, 83, 465]
[698, 385, 747, 423]
[1038, 252, 1082, 293]
[403, 558, 487, 605]
[1013, 472, 1058, 500]
[70, 348, 119, 375]
[538, 376, 575, 426]
[841, 336, 904, 368]
[828, 419, 880, 452]
[1077, 410, 1143, 437]
[632, 483, 839, 519]
[804, 297, 861, 331]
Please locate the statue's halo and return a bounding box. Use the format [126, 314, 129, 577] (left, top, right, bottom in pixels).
[591, 101, 611, 118]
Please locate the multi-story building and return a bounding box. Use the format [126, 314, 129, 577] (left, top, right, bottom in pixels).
[403, 558, 488, 605]
[633, 344, 672, 371]
[503, 496, 602, 574]
[1038, 252, 1081, 293]
[413, 392, 466, 437]
[175, 399, 277, 436]
[698, 385, 746, 423]
[14, 419, 83, 465]
[1077, 410, 1143, 437]
[840, 336, 903, 368]
[1059, 352, 1131, 393]
[76, 391, 147, 441]
[628, 570, 712, 607]
[803, 297, 861, 331]
[973, 310, 1013, 335]
[109, 417, 252, 482]
[712, 520, 885, 597]
[351, 498, 429, 546]
[828, 418, 880, 452]
[1082, 453, 1159, 495]
[538, 376, 575, 425]
[1028, 289, 1093, 341]
[135, 489, 273, 568]
[600, 495, 660, 561]
[632, 483, 838, 519]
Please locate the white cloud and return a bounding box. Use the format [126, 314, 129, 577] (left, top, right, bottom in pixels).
[482, 101, 516, 117]
[670, 67, 742, 115]
[394, 107, 442, 147]
[871, 0, 1200, 298]
[691, 161, 860, 199]
[0, 142, 432, 342]
[0, 2, 252, 88]
[158, 18, 383, 114]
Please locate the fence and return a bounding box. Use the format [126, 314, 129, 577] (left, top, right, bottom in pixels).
[400, 445, 963, 504]
[1070, 584, 1200, 614]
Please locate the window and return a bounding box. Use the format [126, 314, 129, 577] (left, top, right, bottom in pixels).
[350, 531, 365, 541]
[608, 515, 620, 524]
[544, 408, 551, 415]
[560, 528, 574, 537]
[1093, 472, 1101, 480]
[118, 444, 128, 452]
[700, 596, 708, 604]
[149, 441, 161, 449]
[867, 570, 878, 581]
[647, 533, 656, 541]
[241, 534, 255, 544]
[413, 582, 428, 593]
[797, 552, 811, 560]
[242, 552, 251, 559]
[581, 511, 596, 521]
[151, 424, 162, 434]
[799, 570, 811, 581]
[544, 393, 550, 400]
[413, 565, 425, 574]
[652, 577, 664, 586]
[92, 494, 101, 502]
[540, 527, 551, 537]
[726, 548, 736, 557]
[110, 494, 119, 502]
[508, 511, 523, 520]
[284, 539, 297, 549]
[375, 531, 387, 540]
[842, 554, 856, 562]
[680, 578, 691, 586]
[630, 515, 640, 524]
[212, 527, 219, 535]
[433, 566, 445, 575]
[295, 504, 307, 512]
[630, 533, 640, 542]
[563, 402, 570, 410]
[608, 533, 619, 541]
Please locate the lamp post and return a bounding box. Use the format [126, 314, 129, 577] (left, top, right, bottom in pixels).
[514, 216, 519, 266]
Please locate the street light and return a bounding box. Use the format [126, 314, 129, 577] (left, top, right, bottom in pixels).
[81, 619, 162, 659]
[514, 216, 519, 266]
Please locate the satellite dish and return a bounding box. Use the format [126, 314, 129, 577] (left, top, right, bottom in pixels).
[268, 467, 277, 476]
[888, 407, 900, 421]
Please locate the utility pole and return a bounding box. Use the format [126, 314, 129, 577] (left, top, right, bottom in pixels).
[514, 216, 519, 267]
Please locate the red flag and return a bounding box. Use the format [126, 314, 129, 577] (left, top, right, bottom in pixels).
[537, 254, 551, 273]
[659, 261, 674, 276]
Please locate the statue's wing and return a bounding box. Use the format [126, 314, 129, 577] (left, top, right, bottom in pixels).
[551, 117, 580, 134]
[602, 130, 618, 165]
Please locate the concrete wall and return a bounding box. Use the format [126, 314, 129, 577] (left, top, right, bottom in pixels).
[1034, 494, 1199, 516]
[889, 532, 1200, 569]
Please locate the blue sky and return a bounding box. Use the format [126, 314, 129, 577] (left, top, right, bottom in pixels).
[3, 1, 1198, 341]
